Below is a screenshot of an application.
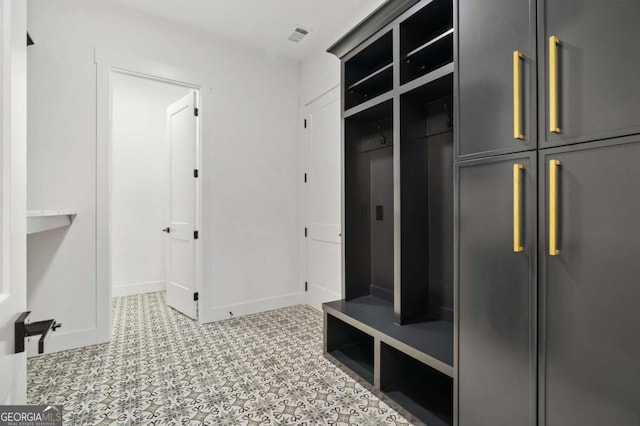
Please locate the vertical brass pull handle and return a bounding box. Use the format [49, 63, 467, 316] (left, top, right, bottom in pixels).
[513, 164, 524, 252]
[513, 51, 524, 140]
[549, 36, 561, 133]
[549, 160, 561, 256]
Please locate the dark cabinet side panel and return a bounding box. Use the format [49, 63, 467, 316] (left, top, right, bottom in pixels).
[457, 152, 536, 426]
[539, 0, 640, 147]
[539, 138, 640, 426]
[457, 0, 536, 159]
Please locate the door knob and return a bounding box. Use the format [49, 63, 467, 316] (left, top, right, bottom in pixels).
[163, 228, 171, 233]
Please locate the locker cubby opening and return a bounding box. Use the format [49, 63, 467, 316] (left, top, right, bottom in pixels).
[400, 0, 453, 85]
[345, 31, 393, 110]
[344, 99, 394, 304]
[399, 73, 454, 325]
[326, 314, 375, 384]
[381, 342, 453, 426]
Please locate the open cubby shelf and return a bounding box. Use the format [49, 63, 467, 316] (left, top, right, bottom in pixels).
[324, 301, 453, 425]
[347, 62, 393, 91]
[326, 313, 375, 384]
[404, 28, 454, 59]
[401, 0, 453, 51]
[324, 297, 454, 374]
[346, 65, 394, 111]
[401, 31, 453, 84]
[400, 0, 454, 85]
[381, 343, 454, 426]
[344, 31, 393, 110]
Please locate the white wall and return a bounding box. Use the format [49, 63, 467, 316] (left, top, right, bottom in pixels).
[300, 0, 386, 105]
[111, 73, 190, 297]
[298, 1, 386, 309]
[27, 0, 301, 352]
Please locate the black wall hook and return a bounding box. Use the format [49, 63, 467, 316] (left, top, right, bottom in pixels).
[378, 125, 387, 145]
[444, 103, 454, 128]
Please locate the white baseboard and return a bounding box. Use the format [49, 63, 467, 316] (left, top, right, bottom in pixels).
[112, 280, 166, 298]
[26, 290, 304, 356]
[200, 292, 304, 323]
[305, 303, 322, 314]
[305, 284, 341, 312]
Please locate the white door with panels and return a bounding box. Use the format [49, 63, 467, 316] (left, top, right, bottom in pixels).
[303, 88, 342, 310]
[165, 91, 199, 319]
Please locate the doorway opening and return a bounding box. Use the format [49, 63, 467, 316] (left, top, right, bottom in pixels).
[109, 70, 200, 321]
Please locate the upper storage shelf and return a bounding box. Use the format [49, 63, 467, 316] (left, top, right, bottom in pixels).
[344, 31, 393, 110]
[400, 0, 453, 85]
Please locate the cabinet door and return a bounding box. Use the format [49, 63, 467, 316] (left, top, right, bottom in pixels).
[457, 0, 536, 159]
[539, 0, 640, 147]
[457, 152, 536, 426]
[539, 138, 640, 426]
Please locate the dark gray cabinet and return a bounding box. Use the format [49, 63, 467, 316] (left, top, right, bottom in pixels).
[329, 1, 640, 425]
[457, 153, 536, 426]
[457, 0, 536, 159]
[539, 0, 640, 147]
[539, 138, 640, 426]
[326, 1, 456, 424]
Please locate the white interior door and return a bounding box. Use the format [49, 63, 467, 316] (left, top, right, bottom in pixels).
[0, 0, 27, 404]
[165, 91, 198, 319]
[303, 89, 342, 310]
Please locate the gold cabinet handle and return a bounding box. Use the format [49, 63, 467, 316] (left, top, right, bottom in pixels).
[513, 51, 524, 140]
[549, 36, 561, 133]
[513, 164, 524, 252]
[549, 160, 560, 255]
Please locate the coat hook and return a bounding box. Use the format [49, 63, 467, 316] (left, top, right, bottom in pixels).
[444, 103, 454, 128]
[378, 125, 387, 145]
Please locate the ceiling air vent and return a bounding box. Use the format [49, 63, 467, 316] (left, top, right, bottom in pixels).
[288, 27, 310, 43]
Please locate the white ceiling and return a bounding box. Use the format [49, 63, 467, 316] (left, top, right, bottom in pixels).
[106, 0, 387, 61]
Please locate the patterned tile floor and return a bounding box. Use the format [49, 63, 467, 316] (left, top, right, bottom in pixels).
[27, 292, 416, 425]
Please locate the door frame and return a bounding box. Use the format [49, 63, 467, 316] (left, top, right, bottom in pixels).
[298, 85, 341, 309]
[0, 0, 27, 404]
[96, 50, 213, 343]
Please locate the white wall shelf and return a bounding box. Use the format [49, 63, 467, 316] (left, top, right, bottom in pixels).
[27, 210, 77, 235]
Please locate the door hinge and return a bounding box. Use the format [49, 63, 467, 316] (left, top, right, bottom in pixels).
[305, 282, 308, 292]
[304, 119, 307, 129]
[304, 173, 307, 183]
[193, 292, 199, 301]
[194, 107, 199, 117]
[304, 227, 308, 238]
[194, 231, 199, 240]
[194, 169, 199, 178]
